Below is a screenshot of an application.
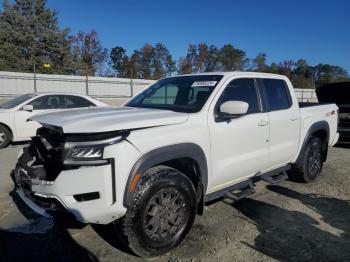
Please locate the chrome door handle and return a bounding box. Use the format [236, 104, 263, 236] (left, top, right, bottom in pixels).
[258, 120, 269, 126]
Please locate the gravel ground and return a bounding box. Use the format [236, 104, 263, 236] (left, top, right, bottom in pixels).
[0, 144, 349, 262]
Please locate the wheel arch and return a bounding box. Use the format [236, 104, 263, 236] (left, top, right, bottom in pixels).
[123, 143, 208, 213]
[297, 120, 330, 163]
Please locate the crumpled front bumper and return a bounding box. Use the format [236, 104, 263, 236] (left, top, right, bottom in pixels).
[13, 148, 127, 224]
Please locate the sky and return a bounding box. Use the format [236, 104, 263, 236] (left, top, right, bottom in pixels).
[13, 0, 350, 72]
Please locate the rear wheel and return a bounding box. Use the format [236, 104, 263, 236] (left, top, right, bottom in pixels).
[115, 166, 197, 257]
[0, 125, 11, 149]
[290, 136, 324, 183]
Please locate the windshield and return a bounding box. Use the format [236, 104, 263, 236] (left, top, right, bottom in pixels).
[127, 75, 224, 113]
[0, 94, 37, 109]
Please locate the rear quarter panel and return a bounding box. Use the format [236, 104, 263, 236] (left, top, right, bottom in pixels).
[293, 103, 338, 162]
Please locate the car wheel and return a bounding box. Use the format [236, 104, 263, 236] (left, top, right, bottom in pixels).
[290, 136, 323, 183]
[0, 125, 11, 149]
[115, 165, 197, 257]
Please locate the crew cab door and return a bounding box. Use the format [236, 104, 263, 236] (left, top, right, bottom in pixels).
[258, 78, 300, 168]
[208, 78, 270, 192]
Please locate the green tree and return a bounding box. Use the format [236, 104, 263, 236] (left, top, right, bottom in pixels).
[277, 60, 295, 78]
[185, 44, 198, 72]
[71, 30, 108, 76]
[293, 59, 313, 78]
[313, 63, 348, 87]
[128, 52, 140, 78]
[265, 62, 279, 74]
[123, 43, 176, 79]
[218, 44, 247, 71]
[178, 57, 192, 74]
[0, 0, 75, 74]
[252, 53, 267, 72]
[183, 43, 219, 73]
[110, 46, 129, 77]
[152, 43, 176, 79]
[291, 59, 315, 89]
[137, 43, 154, 79]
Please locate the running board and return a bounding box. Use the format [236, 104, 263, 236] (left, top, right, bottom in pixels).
[261, 171, 288, 184]
[224, 180, 256, 202]
[205, 165, 291, 203]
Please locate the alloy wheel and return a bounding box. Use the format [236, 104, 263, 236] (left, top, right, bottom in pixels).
[143, 188, 187, 241]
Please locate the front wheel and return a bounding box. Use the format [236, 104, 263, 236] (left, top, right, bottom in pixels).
[0, 125, 11, 149]
[115, 166, 197, 257]
[290, 136, 324, 183]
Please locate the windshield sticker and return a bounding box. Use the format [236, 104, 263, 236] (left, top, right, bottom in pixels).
[191, 81, 217, 87]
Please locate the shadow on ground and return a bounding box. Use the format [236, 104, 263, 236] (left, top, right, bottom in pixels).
[0, 189, 98, 262]
[234, 185, 350, 261]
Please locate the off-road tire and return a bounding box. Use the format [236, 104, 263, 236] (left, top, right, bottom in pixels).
[114, 165, 197, 257]
[289, 136, 324, 183]
[0, 125, 11, 149]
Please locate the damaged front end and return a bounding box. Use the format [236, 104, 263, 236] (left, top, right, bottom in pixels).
[12, 125, 128, 221]
[12, 127, 66, 216]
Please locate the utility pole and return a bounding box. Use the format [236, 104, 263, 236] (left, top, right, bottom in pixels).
[130, 68, 133, 97]
[85, 65, 89, 95]
[32, 35, 39, 93]
[33, 61, 37, 92]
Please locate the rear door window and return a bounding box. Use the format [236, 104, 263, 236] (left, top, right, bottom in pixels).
[63, 95, 95, 108]
[262, 79, 291, 111]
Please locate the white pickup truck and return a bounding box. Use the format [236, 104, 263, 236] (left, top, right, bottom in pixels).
[12, 72, 339, 257]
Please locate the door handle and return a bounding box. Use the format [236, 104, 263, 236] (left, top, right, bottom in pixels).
[258, 120, 269, 126]
[290, 116, 299, 121]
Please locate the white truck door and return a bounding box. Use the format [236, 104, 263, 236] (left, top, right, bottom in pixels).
[208, 78, 270, 192]
[259, 78, 300, 168]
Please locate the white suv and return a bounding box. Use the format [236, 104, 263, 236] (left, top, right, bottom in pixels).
[12, 72, 339, 257]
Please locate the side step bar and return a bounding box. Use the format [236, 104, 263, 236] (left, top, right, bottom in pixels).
[224, 180, 255, 202]
[261, 171, 288, 184]
[205, 164, 291, 203]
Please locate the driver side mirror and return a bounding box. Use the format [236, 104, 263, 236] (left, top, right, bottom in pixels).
[22, 105, 34, 112]
[219, 101, 249, 118]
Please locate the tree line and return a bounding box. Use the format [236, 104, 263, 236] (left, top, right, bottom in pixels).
[0, 0, 348, 89]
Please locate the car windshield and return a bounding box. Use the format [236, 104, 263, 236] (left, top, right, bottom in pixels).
[0, 94, 37, 109]
[126, 75, 224, 113]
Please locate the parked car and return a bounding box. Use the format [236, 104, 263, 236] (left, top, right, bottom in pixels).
[12, 72, 339, 257]
[316, 82, 350, 144]
[0, 92, 107, 148]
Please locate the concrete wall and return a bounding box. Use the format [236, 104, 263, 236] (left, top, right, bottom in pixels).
[0, 71, 155, 99]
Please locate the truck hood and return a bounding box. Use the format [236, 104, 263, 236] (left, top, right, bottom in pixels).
[30, 106, 189, 133]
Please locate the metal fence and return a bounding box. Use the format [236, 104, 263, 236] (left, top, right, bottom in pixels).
[0, 71, 318, 102]
[294, 88, 318, 102]
[0, 71, 155, 99]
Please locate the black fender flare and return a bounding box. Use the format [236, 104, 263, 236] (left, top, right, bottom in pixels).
[296, 120, 330, 163]
[123, 143, 208, 207]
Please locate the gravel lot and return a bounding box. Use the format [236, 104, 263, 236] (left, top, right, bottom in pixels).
[0, 144, 349, 262]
